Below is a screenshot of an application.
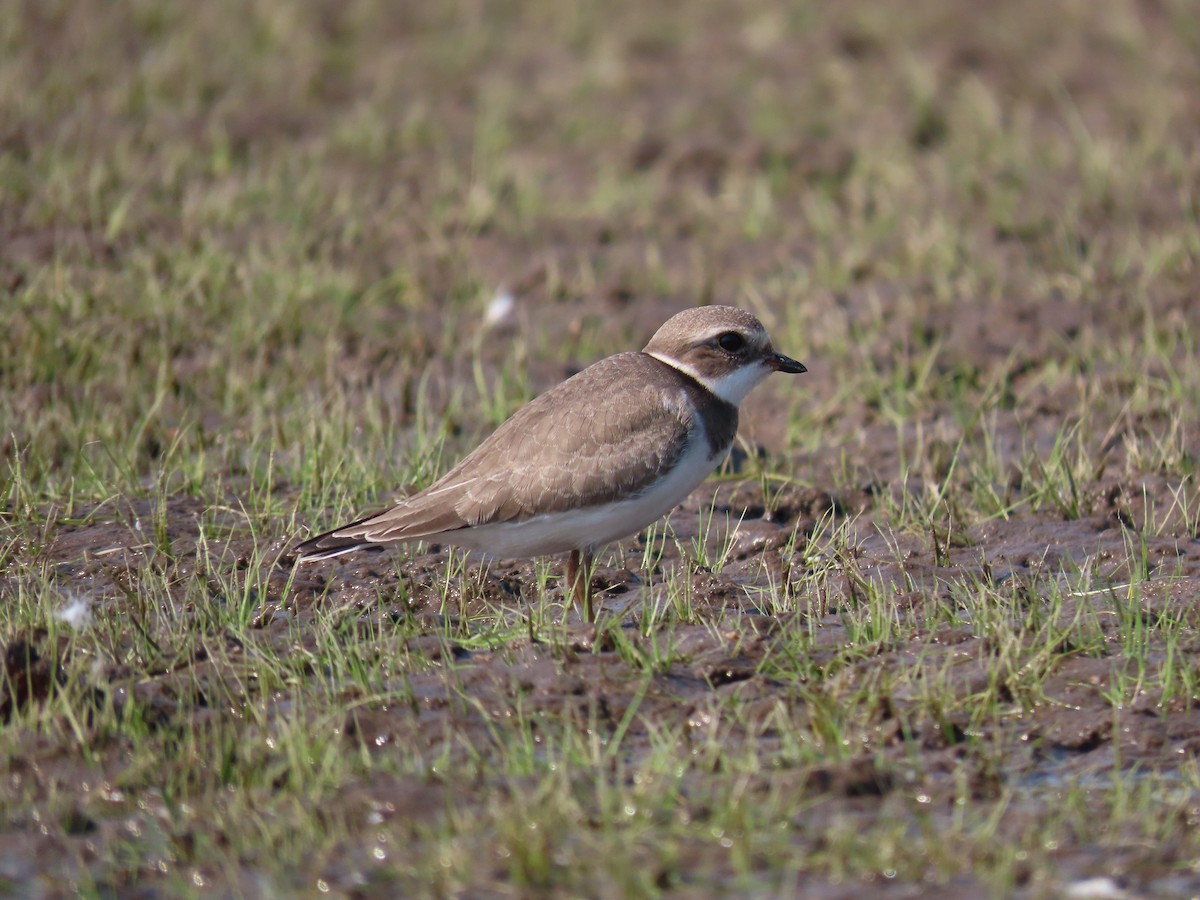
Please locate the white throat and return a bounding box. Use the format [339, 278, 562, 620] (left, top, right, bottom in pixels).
[647, 352, 770, 405]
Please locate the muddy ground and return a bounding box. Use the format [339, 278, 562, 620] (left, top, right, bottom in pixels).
[3, 0, 1200, 896]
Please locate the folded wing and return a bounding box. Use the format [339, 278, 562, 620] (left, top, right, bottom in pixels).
[294, 353, 695, 558]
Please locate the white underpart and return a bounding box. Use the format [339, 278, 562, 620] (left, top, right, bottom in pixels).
[432, 401, 727, 558]
[647, 352, 771, 405]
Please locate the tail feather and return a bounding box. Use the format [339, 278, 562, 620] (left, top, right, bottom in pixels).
[292, 534, 381, 561]
[291, 511, 385, 562]
[293, 484, 474, 562]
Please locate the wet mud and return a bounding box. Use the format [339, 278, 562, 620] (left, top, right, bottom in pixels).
[4, 0, 1200, 895]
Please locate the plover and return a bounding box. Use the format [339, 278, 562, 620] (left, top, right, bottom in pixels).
[294, 305, 805, 620]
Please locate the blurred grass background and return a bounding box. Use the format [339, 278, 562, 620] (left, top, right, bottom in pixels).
[5, 0, 1197, 502]
[3, 0, 1200, 895]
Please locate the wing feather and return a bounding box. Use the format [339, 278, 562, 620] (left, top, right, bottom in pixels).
[327, 353, 696, 544]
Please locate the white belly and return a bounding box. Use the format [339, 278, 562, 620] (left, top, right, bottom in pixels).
[440, 435, 727, 558]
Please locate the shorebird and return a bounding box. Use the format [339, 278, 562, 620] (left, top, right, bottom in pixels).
[294, 305, 805, 620]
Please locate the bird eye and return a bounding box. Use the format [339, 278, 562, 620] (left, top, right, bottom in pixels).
[717, 332, 745, 352]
